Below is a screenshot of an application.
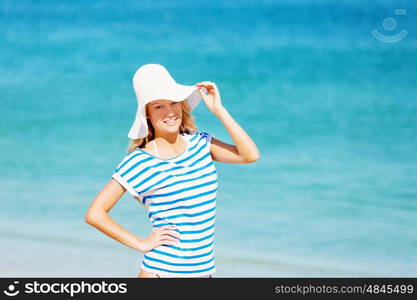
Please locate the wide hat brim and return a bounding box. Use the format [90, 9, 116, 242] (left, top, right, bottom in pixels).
[127, 84, 202, 140]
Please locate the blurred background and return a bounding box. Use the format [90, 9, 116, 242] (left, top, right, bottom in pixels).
[1, 0, 416, 277]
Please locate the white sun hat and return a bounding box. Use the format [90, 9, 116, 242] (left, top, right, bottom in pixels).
[127, 63, 202, 139]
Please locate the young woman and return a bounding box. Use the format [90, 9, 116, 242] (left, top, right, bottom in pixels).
[85, 64, 259, 278]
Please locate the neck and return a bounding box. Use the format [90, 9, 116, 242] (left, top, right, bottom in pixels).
[152, 130, 185, 158]
[153, 130, 181, 145]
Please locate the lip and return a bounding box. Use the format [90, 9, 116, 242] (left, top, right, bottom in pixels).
[163, 118, 178, 125]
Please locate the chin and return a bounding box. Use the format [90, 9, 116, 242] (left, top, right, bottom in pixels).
[165, 127, 180, 133]
[157, 124, 181, 134]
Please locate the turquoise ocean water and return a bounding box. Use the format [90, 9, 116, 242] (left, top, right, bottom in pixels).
[1, 0, 417, 277]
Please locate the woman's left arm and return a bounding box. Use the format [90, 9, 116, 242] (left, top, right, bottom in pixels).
[196, 81, 260, 164]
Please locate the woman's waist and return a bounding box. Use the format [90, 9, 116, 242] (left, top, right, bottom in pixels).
[144, 243, 216, 264]
[152, 224, 215, 245]
[147, 213, 217, 231]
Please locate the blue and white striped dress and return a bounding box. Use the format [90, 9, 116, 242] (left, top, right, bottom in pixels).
[111, 130, 217, 277]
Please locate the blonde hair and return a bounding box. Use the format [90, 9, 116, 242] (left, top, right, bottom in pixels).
[127, 100, 197, 153]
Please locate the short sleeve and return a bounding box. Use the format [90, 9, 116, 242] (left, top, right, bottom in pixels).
[197, 131, 215, 152]
[111, 153, 141, 200]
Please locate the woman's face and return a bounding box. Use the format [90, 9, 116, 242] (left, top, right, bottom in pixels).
[146, 99, 183, 135]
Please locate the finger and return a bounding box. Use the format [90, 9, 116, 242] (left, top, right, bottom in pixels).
[161, 236, 179, 243]
[160, 241, 178, 246]
[204, 84, 215, 93]
[162, 230, 181, 239]
[199, 83, 213, 90]
[160, 229, 180, 238]
[197, 87, 209, 96]
[155, 240, 176, 248]
[158, 225, 177, 231]
[196, 81, 212, 88]
[155, 227, 174, 233]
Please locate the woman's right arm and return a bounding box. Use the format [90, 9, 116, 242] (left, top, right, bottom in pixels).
[84, 179, 180, 253]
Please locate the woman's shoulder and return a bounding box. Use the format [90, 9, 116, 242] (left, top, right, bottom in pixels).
[184, 130, 213, 145]
[137, 143, 156, 156]
[184, 129, 211, 137]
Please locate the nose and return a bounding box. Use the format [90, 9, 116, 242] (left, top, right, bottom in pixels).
[165, 105, 177, 116]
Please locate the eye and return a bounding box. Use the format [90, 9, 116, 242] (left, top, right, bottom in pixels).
[154, 105, 162, 109]
[171, 102, 180, 106]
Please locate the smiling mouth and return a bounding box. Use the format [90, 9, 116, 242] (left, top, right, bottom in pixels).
[163, 118, 178, 125]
